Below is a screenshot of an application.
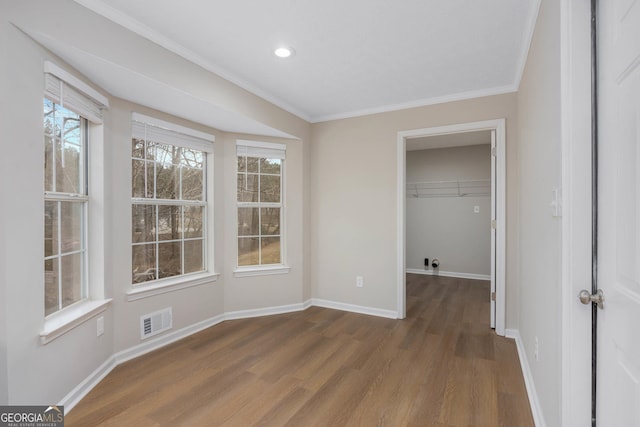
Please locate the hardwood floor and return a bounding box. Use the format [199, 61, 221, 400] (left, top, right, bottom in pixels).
[67, 274, 533, 426]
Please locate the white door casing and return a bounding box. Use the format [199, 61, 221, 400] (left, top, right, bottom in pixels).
[597, 0, 640, 425]
[560, 0, 594, 425]
[490, 129, 497, 329]
[396, 119, 506, 336]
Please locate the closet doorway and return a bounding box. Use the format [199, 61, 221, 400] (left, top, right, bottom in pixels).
[396, 119, 506, 335]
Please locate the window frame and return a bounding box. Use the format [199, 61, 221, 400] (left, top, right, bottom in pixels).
[40, 62, 112, 344]
[234, 140, 290, 277]
[44, 98, 89, 316]
[128, 113, 217, 299]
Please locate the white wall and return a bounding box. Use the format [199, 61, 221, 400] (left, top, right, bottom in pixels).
[310, 94, 519, 319]
[1, 20, 116, 404]
[516, 0, 562, 424]
[0, 2, 570, 422]
[0, 0, 311, 405]
[406, 145, 491, 276]
[222, 133, 305, 313]
[106, 99, 228, 353]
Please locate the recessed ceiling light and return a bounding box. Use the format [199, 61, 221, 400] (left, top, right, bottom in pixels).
[274, 47, 295, 58]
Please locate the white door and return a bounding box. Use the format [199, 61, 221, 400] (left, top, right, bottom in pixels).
[597, 0, 640, 424]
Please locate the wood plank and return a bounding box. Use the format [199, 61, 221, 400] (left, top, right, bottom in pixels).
[66, 274, 533, 426]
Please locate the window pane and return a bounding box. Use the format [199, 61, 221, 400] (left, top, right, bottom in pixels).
[61, 253, 82, 309]
[260, 158, 281, 174]
[131, 122, 208, 285]
[158, 205, 181, 241]
[182, 166, 203, 201]
[56, 110, 83, 194]
[57, 141, 82, 194]
[44, 201, 58, 257]
[184, 239, 204, 274]
[132, 244, 156, 283]
[260, 175, 281, 203]
[238, 207, 259, 236]
[132, 138, 145, 159]
[158, 241, 181, 278]
[63, 115, 82, 147]
[132, 159, 153, 198]
[44, 259, 59, 317]
[261, 208, 280, 235]
[238, 156, 246, 172]
[180, 148, 203, 168]
[238, 237, 259, 266]
[246, 157, 259, 173]
[156, 163, 179, 200]
[60, 201, 83, 253]
[132, 205, 156, 243]
[237, 174, 258, 202]
[155, 143, 177, 166]
[44, 133, 54, 192]
[146, 141, 157, 161]
[46, 100, 62, 141]
[44, 98, 55, 131]
[261, 237, 281, 264]
[184, 206, 203, 238]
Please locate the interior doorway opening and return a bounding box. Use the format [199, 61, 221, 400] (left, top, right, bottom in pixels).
[397, 119, 506, 336]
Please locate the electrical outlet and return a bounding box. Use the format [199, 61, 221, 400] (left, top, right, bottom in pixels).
[534, 336, 539, 361]
[474, 205, 480, 213]
[97, 316, 104, 337]
[356, 276, 364, 288]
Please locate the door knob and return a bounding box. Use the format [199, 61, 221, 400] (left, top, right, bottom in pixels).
[578, 289, 604, 309]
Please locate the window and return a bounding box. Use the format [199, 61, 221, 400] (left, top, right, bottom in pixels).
[131, 114, 213, 285]
[43, 64, 107, 318]
[236, 140, 286, 268]
[44, 99, 87, 316]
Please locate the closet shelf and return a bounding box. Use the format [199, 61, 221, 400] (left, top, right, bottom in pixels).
[406, 179, 490, 198]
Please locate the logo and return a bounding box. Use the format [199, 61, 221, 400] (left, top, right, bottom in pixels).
[0, 405, 64, 427]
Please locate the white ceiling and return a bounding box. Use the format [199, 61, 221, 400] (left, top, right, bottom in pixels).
[74, 0, 540, 123]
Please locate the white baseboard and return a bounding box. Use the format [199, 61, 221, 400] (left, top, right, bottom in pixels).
[114, 314, 226, 365]
[405, 268, 490, 281]
[62, 298, 397, 412]
[311, 298, 398, 319]
[60, 356, 117, 412]
[505, 329, 546, 427]
[224, 302, 308, 320]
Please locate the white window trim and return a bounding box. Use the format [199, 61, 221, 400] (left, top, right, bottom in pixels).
[233, 265, 291, 277]
[132, 112, 214, 148]
[44, 62, 109, 110]
[236, 139, 286, 158]
[235, 140, 289, 274]
[44, 100, 89, 315]
[41, 63, 110, 343]
[129, 114, 216, 292]
[40, 298, 112, 344]
[126, 272, 220, 301]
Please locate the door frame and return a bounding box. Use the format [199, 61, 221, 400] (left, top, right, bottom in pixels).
[396, 118, 506, 336]
[560, 0, 592, 424]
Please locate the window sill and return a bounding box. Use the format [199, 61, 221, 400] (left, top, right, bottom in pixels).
[126, 272, 220, 301]
[40, 299, 112, 345]
[233, 265, 291, 278]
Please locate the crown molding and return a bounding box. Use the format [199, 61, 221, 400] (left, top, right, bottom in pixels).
[310, 84, 518, 123]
